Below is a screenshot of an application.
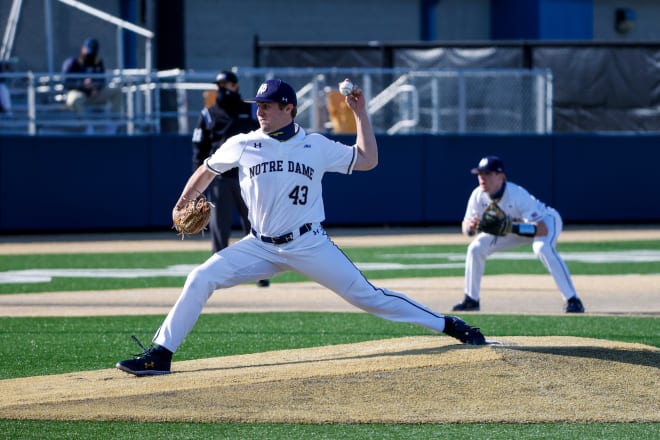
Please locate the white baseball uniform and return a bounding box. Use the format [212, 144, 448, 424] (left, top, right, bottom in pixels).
[153, 125, 447, 352]
[463, 181, 578, 302]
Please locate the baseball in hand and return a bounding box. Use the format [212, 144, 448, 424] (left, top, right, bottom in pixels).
[338, 79, 354, 96]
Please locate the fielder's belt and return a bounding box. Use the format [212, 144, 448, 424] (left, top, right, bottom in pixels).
[252, 223, 313, 245]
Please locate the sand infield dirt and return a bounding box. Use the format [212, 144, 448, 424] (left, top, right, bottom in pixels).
[1, 226, 659, 423]
[1, 336, 658, 423]
[1, 274, 659, 317]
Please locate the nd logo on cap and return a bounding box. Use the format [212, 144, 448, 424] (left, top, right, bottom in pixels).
[257, 83, 268, 95]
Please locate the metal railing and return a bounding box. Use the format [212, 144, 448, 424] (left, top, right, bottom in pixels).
[0, 70, 158, 135]
[0, 67, 553, 136]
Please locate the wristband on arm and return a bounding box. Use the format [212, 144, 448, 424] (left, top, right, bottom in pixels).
[512, 223, 536, 237]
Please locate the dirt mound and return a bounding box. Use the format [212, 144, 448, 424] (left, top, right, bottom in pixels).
[1, 336, 658, 423]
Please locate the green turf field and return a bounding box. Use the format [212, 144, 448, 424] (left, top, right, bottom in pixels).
[1, 240, 658, 293]
[0, 240, 658, 438]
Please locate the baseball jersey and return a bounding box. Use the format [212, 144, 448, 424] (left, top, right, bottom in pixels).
[464, 181, 548, 223]
[205, 125, 357, 236]
[191, 93, 258, 175]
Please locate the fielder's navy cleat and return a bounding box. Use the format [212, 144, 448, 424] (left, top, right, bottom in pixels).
[452, 295, 480, 312]
[116, 336, 172, 376]
[565, 296, 585, 313]
[443, 316, 487, 345]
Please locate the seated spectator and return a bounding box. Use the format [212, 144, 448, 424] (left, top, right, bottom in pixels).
[61, 38, 122, 115]
[0, 84, 11, 116]
[0, 61, 12, 116]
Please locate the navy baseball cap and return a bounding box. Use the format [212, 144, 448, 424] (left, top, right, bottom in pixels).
[215, 70, 238, 84]
[83, 38, 99, 55]
[246, 78, 297, 106]
[471, 156, 505, 174]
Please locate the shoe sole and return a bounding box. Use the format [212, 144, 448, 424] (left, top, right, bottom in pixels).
[116, 363, 171, 376]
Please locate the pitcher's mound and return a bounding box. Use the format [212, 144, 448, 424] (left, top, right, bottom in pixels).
[1, 336, 658, 423]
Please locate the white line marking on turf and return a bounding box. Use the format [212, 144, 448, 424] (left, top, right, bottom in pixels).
[1, 250, 658, 284]
[381, 250, 660, 263]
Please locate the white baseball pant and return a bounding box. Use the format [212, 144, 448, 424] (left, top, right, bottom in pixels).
[465, 208, 577, 301]
[154, 224, 447, 352]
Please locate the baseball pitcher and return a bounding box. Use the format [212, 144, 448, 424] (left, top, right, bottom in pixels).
[116, 78, 489, 376]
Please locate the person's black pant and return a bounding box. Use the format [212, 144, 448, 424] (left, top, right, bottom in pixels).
[208, 175, 249, 253]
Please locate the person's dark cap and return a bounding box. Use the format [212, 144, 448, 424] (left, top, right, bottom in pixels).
[83, 38, 99, 55]
[246, 78, 297, 107]
[471, 156, 505, 174]
[215, 71, 238, 84]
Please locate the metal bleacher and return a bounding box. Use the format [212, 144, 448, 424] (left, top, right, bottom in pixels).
[0, 0, 158, 135]
[1, 0, 557, 138]
[1, 3, 552, 136]
[0, 69, 160, 135]
[0, 67, 554, 137]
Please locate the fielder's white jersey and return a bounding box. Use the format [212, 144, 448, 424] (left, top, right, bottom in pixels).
[205, 125, 357, 237]
[464, 181, 548, 223]
[462, 180, 577, 302]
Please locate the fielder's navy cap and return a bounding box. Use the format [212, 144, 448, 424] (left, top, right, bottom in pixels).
[246, 78, 297, 107]
[215, 70, 238, 84]
[83, 38, 99, 55]
[471, 156, 505, 174]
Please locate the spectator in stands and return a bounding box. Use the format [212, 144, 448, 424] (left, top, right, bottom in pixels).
[192, 70, 270, 287]
[61, 38, 121, 115]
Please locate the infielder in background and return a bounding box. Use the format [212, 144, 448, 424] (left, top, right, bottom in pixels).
[192, 70, 269, 287]
[453, 155, 585, 313]
[117, 78, 487, 376]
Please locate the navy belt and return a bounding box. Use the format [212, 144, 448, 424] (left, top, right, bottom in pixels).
[252, 223, 313, 245]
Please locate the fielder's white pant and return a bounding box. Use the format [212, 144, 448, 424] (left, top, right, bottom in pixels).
[465, 208, 577, 302]
[154, 224, 446, 352]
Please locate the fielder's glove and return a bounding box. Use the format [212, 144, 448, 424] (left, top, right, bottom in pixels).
[172, 194, 213, 239]
[477, 201, 512, 236]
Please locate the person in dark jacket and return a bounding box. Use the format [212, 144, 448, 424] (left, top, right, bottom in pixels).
[61, 38, 121, 115]
[192, 71, 269, 287]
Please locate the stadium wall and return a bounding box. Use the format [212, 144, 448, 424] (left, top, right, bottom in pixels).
[0, 134, 657, 233]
